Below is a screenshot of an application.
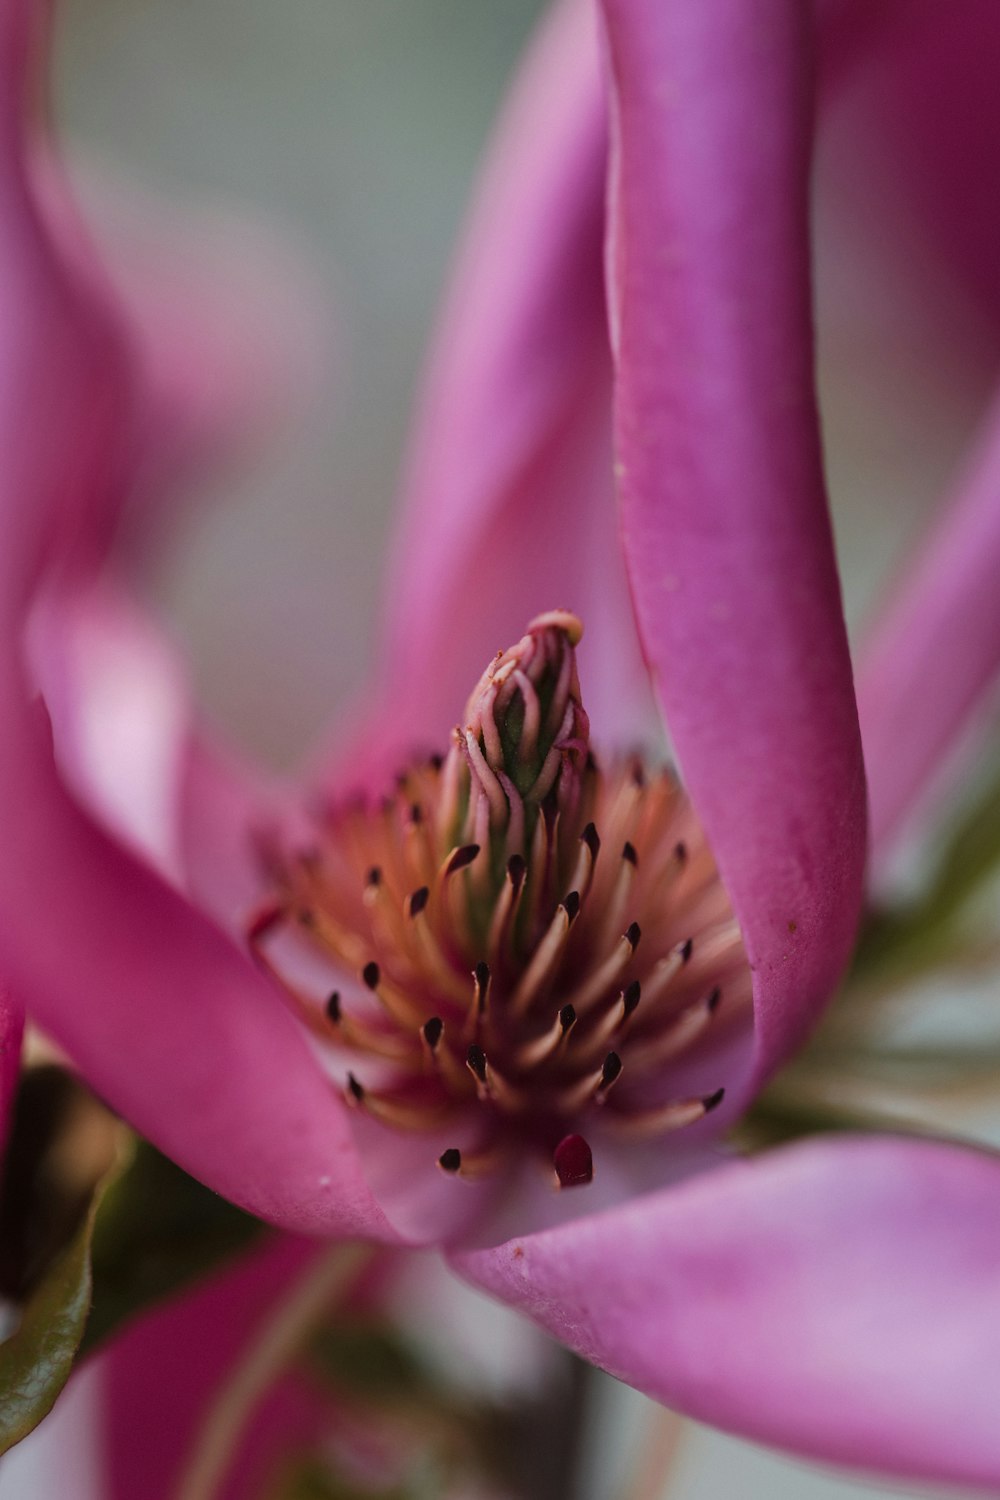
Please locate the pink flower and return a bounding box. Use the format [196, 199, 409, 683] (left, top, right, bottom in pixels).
[5, 0, 1000, 1489]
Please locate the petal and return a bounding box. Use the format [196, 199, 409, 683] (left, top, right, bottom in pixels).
[27, 581, 192, 880]
[452, 1134, 1000, 1490]
[352, 0, 652, 784]
[599, 0, 867, 1088]
[0, 989, 23, 1159]
[858, 388, 1000, 859]
[0, 6, 396, 1242]
[103, 1235, 334, 1500]
[817, 0, 1000, 326]
[0, 685, 397, 1241]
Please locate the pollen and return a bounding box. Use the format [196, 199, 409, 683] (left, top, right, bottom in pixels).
[249, 612, 751, 1187]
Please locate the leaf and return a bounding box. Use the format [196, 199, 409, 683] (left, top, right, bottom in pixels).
[0, 1142, 119, 1454]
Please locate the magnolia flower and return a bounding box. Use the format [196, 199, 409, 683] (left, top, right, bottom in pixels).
[5, 0, 1000, 1490]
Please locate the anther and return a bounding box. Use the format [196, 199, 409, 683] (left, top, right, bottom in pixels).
[707, 986, 722, 1014]
[422, 1016, 443, 1050]
[326, 991, 342, 1024]
[366, 866, 382, 887]
[554, 1134, 593, 1188]
[599, 1051, 623, 1096]
[560, 1004, 577, 1033]
[564, 890, 581, 923]
[622, 841, 638, 866]
[704, 1087, 726, 1112]
[347, 1073, 365, 1103]
[439, 1148, 462, 1174]
[445, 843, 480, 876]
[582, 822, 600, 856]
[625, 920, 641, 950]
[622, 980, 641, 1019]
[362, 962, 380, 990]
[507, 853, 527, 889]
[466, 1045, 488, 1087]
[408, 886, 430, 918]
[680, 937, 693, 962]
[473, 961, 492, 1016]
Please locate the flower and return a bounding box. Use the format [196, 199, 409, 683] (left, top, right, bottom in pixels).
[5, 0, 1000, 1490]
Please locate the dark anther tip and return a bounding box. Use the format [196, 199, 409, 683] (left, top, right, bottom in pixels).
[347, 1073, 365, 1102]
[428, 752, 444, 772]
[582, 822, 601, 855]
[507, 853, 527, 886]
[466, 1044, 488, 1083]
[622, 840, 638, 866]
[362, 961, 381, 990]
[564, 890, 581, 922]
[602, 1051, 623, 1086]
[703, 1087, 726, 1113]
[706, 985, 722, 1014]
[625, 920, 641, 949]
[559, 1004, 577, 1031]
[674, 840, 688, 863]
[409, 886, 430, 917]
[554, 1133, 593, 1188]
[449, 843, 480, 874]
[622, 980, 641, 1018]
[475, 960, 491, 986]
[439, 1148, 462, 1174]
[326, 991, 342, 1023]
[366, 866, 382, 887]
[679, 937, 693, 963]
[422, 1016, 443, 1049]
[409, 802, 423, 824]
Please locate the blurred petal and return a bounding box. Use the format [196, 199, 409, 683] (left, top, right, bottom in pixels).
[453, 1135, 1000, 1490]
[817, 0, 1000, 326]
[0, 990, 23, 1159]
[27, 582, 192, 879]
[599, 0, 866, 1088]
[859, 387, 1000, 858]
[104, 1235, 333, 1500]
[357, 0, 652, 782]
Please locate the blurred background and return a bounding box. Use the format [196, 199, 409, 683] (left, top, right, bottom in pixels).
[21, 1, 994, 1496]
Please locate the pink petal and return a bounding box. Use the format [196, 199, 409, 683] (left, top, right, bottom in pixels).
[0, 6, 396, 1242]
[0, 988, 23, 1159]
[452, 1134, 1000, 1489]
[599, 0, 866, 1088]
[858, 388, 1000, 858]
[0, 686, 397, 1241]
[103, 1235, 335, 1500]
[817, 0, 1000, 326]
[352, 0, 652, 785]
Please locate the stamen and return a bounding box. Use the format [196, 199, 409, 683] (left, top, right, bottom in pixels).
[605, 1087, 725, 1140]
[254, 611, 749, 1189]
[563, 922, 641, 1017]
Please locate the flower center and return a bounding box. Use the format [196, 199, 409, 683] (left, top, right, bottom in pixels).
[249, 612, 750, 1188]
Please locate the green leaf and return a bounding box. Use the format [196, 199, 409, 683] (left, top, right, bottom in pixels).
[0, 1146, 117, 1454]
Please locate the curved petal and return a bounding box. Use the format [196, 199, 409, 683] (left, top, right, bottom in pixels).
[452, 1134, 1000, 1490]
[0, 687, 397, 1241]
[858, 385, 1000, 859]
[349, 0, 653, 787]
[599, 0, 866, 1089]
